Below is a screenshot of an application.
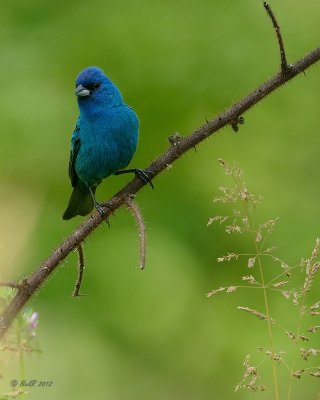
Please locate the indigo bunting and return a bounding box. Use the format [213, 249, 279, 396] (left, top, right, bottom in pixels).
[63, 66, 150, 220]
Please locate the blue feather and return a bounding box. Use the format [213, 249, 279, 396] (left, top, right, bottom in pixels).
[63, 66, 139, 220]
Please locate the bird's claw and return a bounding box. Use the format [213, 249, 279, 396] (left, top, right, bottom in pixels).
[134, 169, 154, 189]
[94, 202, 110, 227]
[115, 168, 154, 189]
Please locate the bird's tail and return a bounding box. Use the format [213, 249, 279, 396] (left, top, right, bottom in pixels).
[62, 186, 95, 220]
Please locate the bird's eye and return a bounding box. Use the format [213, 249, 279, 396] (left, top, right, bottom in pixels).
[93, 82, 101, 89]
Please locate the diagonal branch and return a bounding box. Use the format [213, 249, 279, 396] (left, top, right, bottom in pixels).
[0, 37, 320, 339]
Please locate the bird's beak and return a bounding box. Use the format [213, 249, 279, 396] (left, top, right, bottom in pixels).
[75, 84, 90, 97]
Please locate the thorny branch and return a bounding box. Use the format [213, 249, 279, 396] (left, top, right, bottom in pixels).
[125, 196, 146, 270]
[72, 243, 85, 297]
[263, 2, 289, 74]
[1, 4, 320, 338]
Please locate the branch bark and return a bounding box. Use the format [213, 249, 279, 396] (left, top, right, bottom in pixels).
[72, 243, 85, 297]
[125, 196, 146, 270]
[264, 1, 289, 74]
[0, 31, 320, 339]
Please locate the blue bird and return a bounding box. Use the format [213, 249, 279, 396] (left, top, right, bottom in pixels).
[63, 66, 151, 220]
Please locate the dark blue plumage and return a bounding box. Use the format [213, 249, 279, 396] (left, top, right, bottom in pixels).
[63, 67, 139, 220]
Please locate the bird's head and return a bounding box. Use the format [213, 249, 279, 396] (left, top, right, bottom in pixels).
[75, 66, 123, 110]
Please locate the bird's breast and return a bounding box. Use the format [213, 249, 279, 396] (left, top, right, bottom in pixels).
[75, 106, 139, 186]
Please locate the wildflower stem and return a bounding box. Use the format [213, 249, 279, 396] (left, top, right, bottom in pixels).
[16, 316, 26, 390]
[287, 292, 307, 399]
[256, 253, 280, 400]
[234, 172, 279, 400]
[266, 264, 300, 286]
[287, 239, 320, 398]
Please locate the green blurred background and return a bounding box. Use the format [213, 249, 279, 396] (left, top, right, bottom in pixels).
[0, 0, 319, 399]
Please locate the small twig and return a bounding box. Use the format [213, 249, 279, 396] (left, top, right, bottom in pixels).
[0, 279, 28, 290]
[125, 196, 146, 270]
[0, 281, 22, 290]
[72, 243, 85, 297]
[264, 2, 289, 75]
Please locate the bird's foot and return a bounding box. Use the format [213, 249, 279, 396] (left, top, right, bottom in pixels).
[134, 169, 154, 189]
[94, 202, 110, 227]
[115, 168, 154, 189]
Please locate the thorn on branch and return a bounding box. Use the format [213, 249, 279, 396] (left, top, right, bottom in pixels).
[168, 132, 182, 147]
[72, 243, 86, 297]
[231, 116, 245, 132]
[125, 195, 146, 270]
[168, 132, 197, 152]
[263, 2, 290, 76]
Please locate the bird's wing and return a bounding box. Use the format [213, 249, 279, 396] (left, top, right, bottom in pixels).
[68, 123, 81, 187]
